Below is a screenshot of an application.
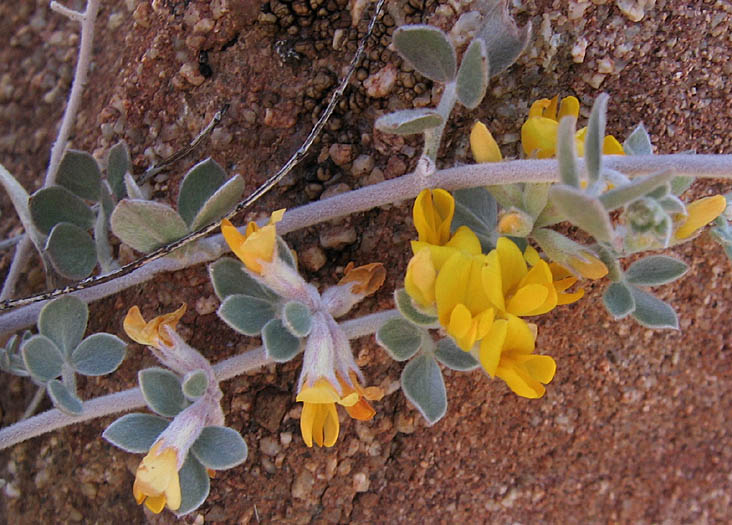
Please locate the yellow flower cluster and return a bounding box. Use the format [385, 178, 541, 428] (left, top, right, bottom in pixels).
[405, 189, 588, 398]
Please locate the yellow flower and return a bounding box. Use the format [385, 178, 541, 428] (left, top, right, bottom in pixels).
[132, 442, 182, 514]
[565, 252, 608, 280]
[404, 248, 437, 308]
[413, 189, 454, 245]
[479, 314, 556, 399]
[673, 195, 727, 240]
[470, 121, 503, 163]
[221, 209, 286, 274]
[124, 305, 186, 349]
[297, 378, 359, 447]
[521, 95, 624, 159]
[338, 262, 386, 296]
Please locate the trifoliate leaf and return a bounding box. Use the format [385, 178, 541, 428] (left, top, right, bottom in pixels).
[629, 286, 679, 329]
[46, 379, 83, 415]
[56, 150, 102, 201]
[218, 294, 276, 336]
[282, 301, 313, 338]
[262, 319, 301, 362]
[38, 295, 88, 356]
[625, 255, 688, 286]
[401, 354, 447, 425]
[434, 338, 480, 371]
[110, 199, 188, 253]
[376, 318, 422, 361]
[138, 367, 187, 417]
[71, 333, 127, 376]
[21, 335, 64, 382]
[375, 109, 443, 136]
[175, 455, 210, 517]
[191, 426, 248, 470]
[182, 369, 208, 401]
[102, 413, 170, 453]
[45, 222, 97, 280]
[177, 158, 227, 228]
[394, 288, 438, 326]
[602, 282, 635, 319]
[29, 186, 95, 235]
[392, 25, 457, 83]
[456, 38, 488, 109]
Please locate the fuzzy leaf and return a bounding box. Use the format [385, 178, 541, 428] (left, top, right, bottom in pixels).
[625, 255, 688, 286]
[124, 172, 147, 200]
[557, 116, 580, 188]
[177, 158, 227, 227]
[394, 288, 438, 326]
[392, 25, 456, 82]
[452, 186, 497, 251]
[110, 199, 188, 253]
[375, 109, 443, 136]
[71, 333, 126, 376]
[456, 38, 488, 109]
[102, 413, 170, 453]
[175, 455, 210, 517]
[47, 379, 83, 415]
[218, 294, 276, 336]
[550, 184, 615, 243]
[138, 367, 187, 417]
[623, 123, 653, 155]
[39, 295, 88, 356]
[94, 193, 117, 274]
[0, 163, 37, 243]
[208, 257, 279, 302]
[401, 354, 447, 425]
[602, 282, 635, 319]
[262, 319, 301, 362]
[659, 195, 686, 215]
[276, 236, 297, 269]
[376, 318, 422, 361]
[45, 222, 97, 280]
[21, 335, 64, 382]
[670, 176, 694, 196]
[585, 93, 609, 184]
[107, 141, 130, 200]
[487, 183, 523, 210]
[191, 426, 248, 470]
[434, 338, 480, 371]
[282, 301, 313, 338]
[523, 183, 552, 219]
[189, 175, 245, 231]
[629, 286, 679, 329]
[56, 150, 102, 201]
[476, 2, 531, 77]
[29, 186, 95, 235]
[182, 370, 208, 401]
[600, 170, 675, 211]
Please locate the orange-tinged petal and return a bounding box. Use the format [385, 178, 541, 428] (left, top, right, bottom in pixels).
[124, 305, 186, 348]
[674, 195, 727, 240]
[528, 98, 553, 118]
[470, 121, 503, 163]
[346, 399, 376, 421]
[568, 253, 608, 279]
[144, 494, 167, 514]
[339, 262, 386, 296]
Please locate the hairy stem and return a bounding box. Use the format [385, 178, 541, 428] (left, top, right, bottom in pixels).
[0, 310, 399, 450]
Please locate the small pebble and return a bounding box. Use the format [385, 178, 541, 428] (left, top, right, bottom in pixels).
[328, 143, 354, 166]
[320, 226, 357, 250]
[351, 154, 375, 177]
[353, 472, 370, 492]
[291, 470, 314, 499]
[363, 63, 397, 98]
[300, 246, 327, 272]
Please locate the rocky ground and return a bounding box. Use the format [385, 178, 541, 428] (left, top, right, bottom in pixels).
[0, 0, 730, 523]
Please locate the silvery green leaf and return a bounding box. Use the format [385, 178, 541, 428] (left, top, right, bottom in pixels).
[376, 318, 422, 361]
[39, 295, 88, 355]
[71, 333, 126, 376]
[47, 379, 83, 415]
[394, 288, 438, 326]
[218, 294, 276, 336]
[21, 335, 64, 382]
[670, 176, 694, 196]
[276, 236, 297, 269]
[262, 319, 301, 362]
[110, 199, 188, 253]
[29, 186, 95, 235]
[102, 413, 170, 453]
[659, 194, 686, 215]
[625, 255, 688, 286]
[177, 158, 227, 227]
[523, 183, 552, 219]
[189, 175, 245, 231]
[0, 163, 39, 244]
[476, 2, 531, 77]
[549, 184, 615, 243]
[175, 455, 210, 517]
[375, 109, 443, 136]
[56, 150, 102, 201]
[455, 38, 488, 109]
[99, 180, 116, 219]
[392, 25, 456, 82]
[401, 354, 447, 425]
[208, 257, 279, 302]
[191, 426, 248, 470]
[452, 186, 497, 251]
[557, 116, 580, 188]
[585, 93, 609, 184]
[124, 172, 147, 200]
[182, 370, 208, 401]
[629, 286, 678, 329]
[282, 301, 313, 337]
[602, 282, 635, 319]
[533, 200, 564, 229]
[623, 123, 653, 156]
[599, 170, 675, 211]
[646, 184, 670, 200]
[487, 184, 522, 210]
[434, 338, 480, 371]
[94, 200, 117, 274]
[45, 222, 97, 280]
[138, 367, 187, 417]
[107, 141, 130, 200]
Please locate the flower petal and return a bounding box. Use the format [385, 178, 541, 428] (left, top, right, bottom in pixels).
[300, 402, 316, 447]
[524, 354, 556, 384]
[496, 237, 528, 295]
[144, 494, 167, 514]
[445, 226, 482, 255]
[323, 403, 340, 447]
[414, 189, 454, 245]
[558, 96, 579, 119]
[674, 195, 727, 240]
[470, 121, 503, 163]
[504, 315, 535, 354]
[479, 319, 507, 376]
[603, 135, 625, 155]
[496, 362, 546, 398]
[521, 117, 558, 158]
[507, 284, 549, 316]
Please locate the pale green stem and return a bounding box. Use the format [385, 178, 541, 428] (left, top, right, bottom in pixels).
[423, 82, 457, 163]
[0, 310, 400, 451]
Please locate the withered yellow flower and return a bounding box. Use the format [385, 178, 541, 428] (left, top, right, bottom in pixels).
[124, 305, 186, 349]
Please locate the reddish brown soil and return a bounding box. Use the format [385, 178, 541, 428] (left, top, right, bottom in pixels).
[0, 1, 730, 523]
